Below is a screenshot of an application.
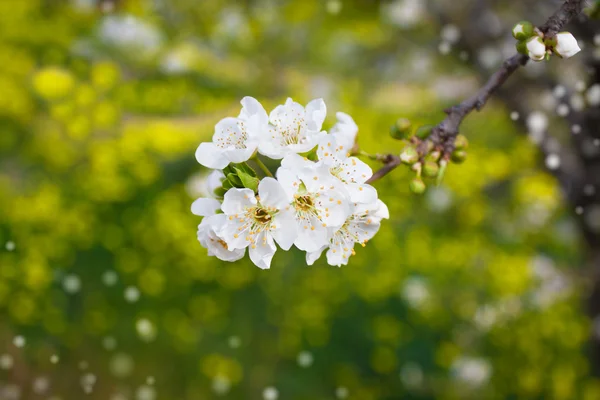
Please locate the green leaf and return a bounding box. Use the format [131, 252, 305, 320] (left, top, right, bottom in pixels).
[226, 173, 243, 188]
[213, 187, 227, 198]
[237, 171, 260, 192]
[222, 179, 233, 190]
[233, 163, 257, 178]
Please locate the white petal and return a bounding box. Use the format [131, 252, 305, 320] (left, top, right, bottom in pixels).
[249, 232, 276, 269]
[223, 144, 257, 164]
[317, 189, 351, 228]
[280, 153, 313, 171]
[222, 188, 256, 214]
[257, 137, 285, 159]
[294, 216, 330, 252]
[305, 98, 327, 132]
[330, 111, 358, 150]
[298, 163, 337, 194]
[271, 209, 297, 250]
[317, 135, 346, 164]
[220, 217, 252, 250]
[326, 243, 350, 267]
[276, 167, 302, 199]
[197, 215, 246, 261]
[374, 199, 390, 219]
[206, 170, 225, 194]
[258, 177, 290, 209]
[306, 246, 327, 265]
[195, 142, 229, 169]
[214, 246, 246, 262]
[346, 183, 378, 204]
[239, 96, 268, 127]
[191, 197, 221, 216]
[340, 157, 373, 184]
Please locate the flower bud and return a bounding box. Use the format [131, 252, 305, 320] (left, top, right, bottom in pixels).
[390, 117, 412, 139]
[454, 134, 469, 150]
[516, 40, 528, 55]
[400, 145, 419, 165]
[426, 150, 441, 162]
[526, 36, 546, 61]
[409, 178, 426, 194]
[423, 161, 440, 178]
[415, 125, 434, 140]
[554, 32, 581, 59]
[512, 21, 534, 41]
[451, 150, 467, 164]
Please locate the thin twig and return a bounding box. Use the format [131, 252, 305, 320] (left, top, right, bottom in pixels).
[368, 0, 586, 183]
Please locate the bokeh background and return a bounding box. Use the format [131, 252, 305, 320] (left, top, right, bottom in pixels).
[1, 0, 599, 399]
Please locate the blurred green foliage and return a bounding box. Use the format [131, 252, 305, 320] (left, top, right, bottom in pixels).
[0, 0, 596, 399]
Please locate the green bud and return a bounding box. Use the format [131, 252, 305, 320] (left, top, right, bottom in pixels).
[426, 150, 441, 162]
[516, 40, 528, 55]
[423, 161, 440, 178]
[451, 150, 468, 164]
[409, 178, 426, 194]
[415, 125, 434, 140]
[512, 21, 534, 40]
[454, 134, 469, 150]
[400, 145, 419, 165]
[390, 118, 412, 140]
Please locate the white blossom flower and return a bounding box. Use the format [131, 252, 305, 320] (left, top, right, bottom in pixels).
[195, 97, 267, 169]
[526, 36, 546, 61]
[277, 154, 351, 252]
[205, 170, 225, 195]
[317, 137, 377, 203]
[258, 98, 327, 159]
[219, 178, 297, 269]
[197, 214, 246, 262]
[191, 197, 221, 217]
[554, 32, 581, 59]
[306, 199, 389, 266]
[330, 112, 358, 150]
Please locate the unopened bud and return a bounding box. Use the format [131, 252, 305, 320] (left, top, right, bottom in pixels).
[526, 36, 546, 61]
[390, 118, 412, 139]
[400, 146, 419, 165]
[423, 161, 440, 178]
[554, 32, 581, 59]
[426, 150, 441, 162]
[415, 125, 434, 140]
[454, 134, 469, 150]
[451, 150, 467, 164]
[512, 21, 534, 41]
[409, 178, 426, 194]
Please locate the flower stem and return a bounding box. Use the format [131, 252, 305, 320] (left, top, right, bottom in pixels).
[254, 157, 274, 178]
[357, 150, 388, 163]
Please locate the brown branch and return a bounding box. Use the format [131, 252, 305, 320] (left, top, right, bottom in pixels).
[368, 0, 586, 183]
[365, 154, 401, 184]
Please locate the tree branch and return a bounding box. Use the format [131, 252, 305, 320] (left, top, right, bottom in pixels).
[368, 0, 586, 182]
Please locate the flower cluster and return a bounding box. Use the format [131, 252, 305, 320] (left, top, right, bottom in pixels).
[192, 97, 388, 269]
[512, 21, 580, 61]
